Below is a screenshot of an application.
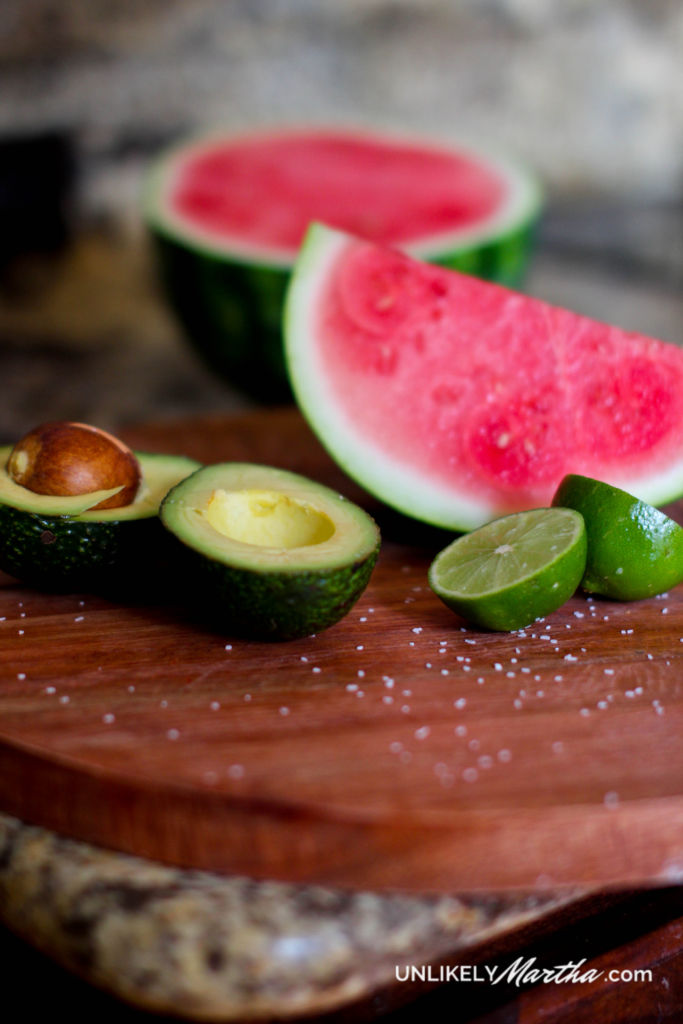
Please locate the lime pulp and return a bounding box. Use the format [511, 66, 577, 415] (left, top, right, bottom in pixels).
[428, 507, 587, 631]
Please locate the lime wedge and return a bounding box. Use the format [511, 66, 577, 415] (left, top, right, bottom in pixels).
[428, 507, 586, 631]
[552, 474, 683, 600]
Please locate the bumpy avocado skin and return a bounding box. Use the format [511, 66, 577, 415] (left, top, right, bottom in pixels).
[0, 452, 202, 594]
[175, 541, 380, 642]
[0, 503, 165, 593]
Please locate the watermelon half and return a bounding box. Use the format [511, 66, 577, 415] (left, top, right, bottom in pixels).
[144, 127, 541, 402]
[285, 223, 683, 531]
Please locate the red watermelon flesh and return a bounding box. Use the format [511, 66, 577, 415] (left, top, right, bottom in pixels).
[162, 129, 509, 258]
[286, 224, 683, 530]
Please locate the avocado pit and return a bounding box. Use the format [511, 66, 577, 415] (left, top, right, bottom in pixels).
[7, 421, 142, 511]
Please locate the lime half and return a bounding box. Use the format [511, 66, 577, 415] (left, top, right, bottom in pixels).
[428, 507, 587, 631]
[552, 474, 683, 600]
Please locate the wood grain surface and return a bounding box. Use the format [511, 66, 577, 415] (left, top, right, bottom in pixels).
[1, 408, 683, 892]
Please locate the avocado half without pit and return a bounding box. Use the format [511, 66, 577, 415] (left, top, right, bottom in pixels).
[0, 422, 201, 590]
[160, 463, 381, 641]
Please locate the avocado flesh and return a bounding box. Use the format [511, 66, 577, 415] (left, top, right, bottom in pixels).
[202, 488, 336, 548]
[161, 463, 381, 640]
[0, 450, 201, 589]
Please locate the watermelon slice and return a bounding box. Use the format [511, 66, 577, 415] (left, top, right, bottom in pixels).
[285, 223, 683, 531]
[144, 127, 541, 401]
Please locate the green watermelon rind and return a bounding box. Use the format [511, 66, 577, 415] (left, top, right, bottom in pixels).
[143, 128, 543, 401]
[284, 223, 683, 533]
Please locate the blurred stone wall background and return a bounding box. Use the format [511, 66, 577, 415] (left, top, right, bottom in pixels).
[0, 1, 681, 436]
[2, 0, 681, 221]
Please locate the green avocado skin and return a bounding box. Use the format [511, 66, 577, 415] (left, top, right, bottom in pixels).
[0, 504, 165, 594]
[175, 540, 380, 642]
[151, 222, 536, 405]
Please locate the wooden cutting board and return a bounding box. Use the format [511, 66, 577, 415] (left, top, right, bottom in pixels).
[1, 408, 683, 893]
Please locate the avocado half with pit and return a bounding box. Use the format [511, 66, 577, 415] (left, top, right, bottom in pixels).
[160, 463, 381, 641]
[0, 448, 201, 590]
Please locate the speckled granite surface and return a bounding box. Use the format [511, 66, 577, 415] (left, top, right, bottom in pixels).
[0, 812, 587, 1020]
